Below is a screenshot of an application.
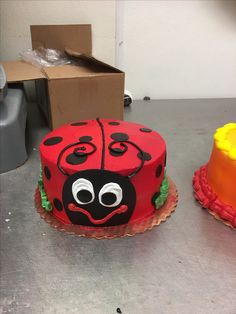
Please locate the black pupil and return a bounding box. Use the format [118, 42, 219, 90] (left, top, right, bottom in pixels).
[101, 192, 117, 206]
[77, 190, 93, 203]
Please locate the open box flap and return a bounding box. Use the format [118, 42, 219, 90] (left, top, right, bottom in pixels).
[65, 48, 123, 73]
[0, 61, 45, 82]
[1, 59, 123, 82]
[44, 49, 124, 80]
[43, 64, 123, 80]
[31, 25, 92, 55]
[43, 65, 112, 80]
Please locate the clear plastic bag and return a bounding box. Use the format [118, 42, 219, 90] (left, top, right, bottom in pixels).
[20, 47, 71, 68]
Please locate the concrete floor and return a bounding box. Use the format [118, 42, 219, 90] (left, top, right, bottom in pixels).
[0, 99, 236, 314]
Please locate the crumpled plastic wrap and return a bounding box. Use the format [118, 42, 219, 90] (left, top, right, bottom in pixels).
[20, 47, 71, 68]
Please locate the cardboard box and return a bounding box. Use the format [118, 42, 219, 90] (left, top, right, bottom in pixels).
[1, 25, 124, 129]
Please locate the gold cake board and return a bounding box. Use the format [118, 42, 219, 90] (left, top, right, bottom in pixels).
[207, 209, 236, 231]
[35, 176, 178, 239]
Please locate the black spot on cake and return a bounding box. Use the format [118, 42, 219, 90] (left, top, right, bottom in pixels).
[137, 151, 152, 161]
[71, 122, 87, 126]
[66, 153, 87, 165]
[111, 133, 129, 142]
[151, 191, 160, 206]
[53, 198, 63, 211]
[109, 147, 125, 157]
[79, 136, 93, 142]
[156, 164, 163, 178]
[44, 136, 62, 146]
[44, 166, 51, 180]
[140, 127, 152, 133]
[109, 121, 120, 126]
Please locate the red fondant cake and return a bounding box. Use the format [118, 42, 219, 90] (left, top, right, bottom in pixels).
[193, 122, 236, 229]
[36, 118, 177, 238]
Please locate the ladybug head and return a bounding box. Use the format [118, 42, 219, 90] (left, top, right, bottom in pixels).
[57, 118, 148, 227]
[62, 169, 136, 227]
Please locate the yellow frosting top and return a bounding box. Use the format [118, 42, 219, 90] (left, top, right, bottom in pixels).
[214, 122, 236, 160]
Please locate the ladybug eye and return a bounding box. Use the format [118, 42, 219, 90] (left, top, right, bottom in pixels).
[99, 183, 123, 207]
[72, 178, 95, 205]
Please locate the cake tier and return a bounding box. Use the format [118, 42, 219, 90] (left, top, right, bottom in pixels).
[207, 123, 236, 210]
[193, 165, 236, 228]
[39, 119, 167, 227]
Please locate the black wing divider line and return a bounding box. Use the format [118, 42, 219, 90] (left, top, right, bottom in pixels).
[96, 118, 105, 170]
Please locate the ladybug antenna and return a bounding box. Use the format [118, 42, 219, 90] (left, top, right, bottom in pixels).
[57, 140, 97, 176]
[108, 140, 146, 179]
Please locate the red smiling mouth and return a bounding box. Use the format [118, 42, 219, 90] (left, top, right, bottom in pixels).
[68, 203, 128, 225]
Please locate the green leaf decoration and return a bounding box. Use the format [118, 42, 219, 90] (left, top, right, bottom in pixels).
[38, 166, 52, 212]
[154, 174, 169, 209]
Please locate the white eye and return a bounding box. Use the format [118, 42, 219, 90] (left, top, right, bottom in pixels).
[72, 178, 95, 205]
[99, 183, 123, 207]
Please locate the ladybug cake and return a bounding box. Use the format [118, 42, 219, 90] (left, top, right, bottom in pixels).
[193, 122, 236, 229]
[35, 118, 178, 238]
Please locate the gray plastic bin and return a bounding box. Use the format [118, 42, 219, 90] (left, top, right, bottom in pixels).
[0, 65, 27, 173]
